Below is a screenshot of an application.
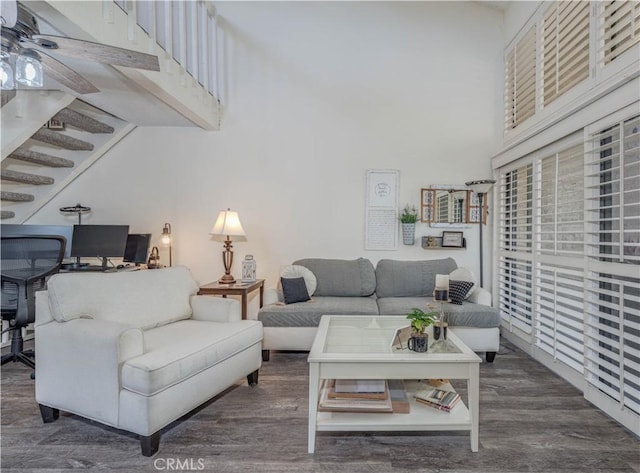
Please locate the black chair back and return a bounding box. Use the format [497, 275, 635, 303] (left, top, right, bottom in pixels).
[1, 235, 66, 370]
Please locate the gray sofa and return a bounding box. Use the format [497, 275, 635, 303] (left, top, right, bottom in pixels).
[258, 257, 500, 362]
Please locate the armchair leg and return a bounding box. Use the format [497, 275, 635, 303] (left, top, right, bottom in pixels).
[39, 404, 59, 423]
[486, 351, 496, 363]
[247, 369, 259, 386]
[262, 350, 270, 362]
[140, 432, 161, 457]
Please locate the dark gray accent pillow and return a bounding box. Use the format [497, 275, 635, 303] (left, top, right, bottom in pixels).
[449, 280, 475, 305]
[292, 258, 376, 296]
[281, 277, 311, 304]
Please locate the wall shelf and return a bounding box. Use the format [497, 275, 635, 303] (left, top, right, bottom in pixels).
[421, 236, 467, 250]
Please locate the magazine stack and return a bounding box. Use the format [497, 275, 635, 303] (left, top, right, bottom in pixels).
[413, 383, 461, 412]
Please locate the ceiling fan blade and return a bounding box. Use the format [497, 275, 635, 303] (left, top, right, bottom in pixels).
[37, 50, 100, 94]
[31, 34, 160, 72]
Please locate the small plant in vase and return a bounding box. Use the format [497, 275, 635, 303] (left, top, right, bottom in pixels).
[400, 205, 419, 245]
[406, 308, 439, 335]
[405, 308, 439, 352]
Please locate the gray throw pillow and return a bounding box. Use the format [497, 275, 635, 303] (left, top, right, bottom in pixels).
[281, 277, 311, 304]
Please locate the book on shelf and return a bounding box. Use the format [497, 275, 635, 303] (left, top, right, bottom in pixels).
[327, 379, 387, 400]
[388, 379, 410, 414]
[333, 379, 386, 394]
[413, 382, 461, 413]
[318, 380, 393, 413]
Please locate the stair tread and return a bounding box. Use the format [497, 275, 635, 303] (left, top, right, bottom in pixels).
[1, 191, 35, 202]
[31, 129, 94, 151]
[1, 169, 55, 185]
[53, 108, 115, 134]
[9, 149, 74, 168]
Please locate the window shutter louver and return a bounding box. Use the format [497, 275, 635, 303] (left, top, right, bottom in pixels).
[542, 1, 590, 106]
[535, 263, 585, 373]
[505, 27, 537, 129]
[600, 0, 640, 65]
[499, 165, 534, 333]
[584, 273, 640, 416]
[586, 115, 640, 265]
[537, 145, 585, 257]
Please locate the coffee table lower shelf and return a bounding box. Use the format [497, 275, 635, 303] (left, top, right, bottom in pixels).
[315, 381, 471, 435]
[317, 397, 470, 432]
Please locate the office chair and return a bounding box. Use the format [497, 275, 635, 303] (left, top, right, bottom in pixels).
[1, 235, 66, 369]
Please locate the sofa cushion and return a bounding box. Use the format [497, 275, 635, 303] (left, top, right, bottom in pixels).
[258, 296, 379, 327]
[375, 258, 458, 298]
[280, 265, 317, 296]
[376, 297, 500, 328]
[449, 267, 476, 299]
[281, 277, 311, 304]
[47, 266, 198, 330]
[293, 258, 376, 296]
[121, 319, 262, 396]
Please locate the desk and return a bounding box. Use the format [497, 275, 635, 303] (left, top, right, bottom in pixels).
[198, 279, 265, 320]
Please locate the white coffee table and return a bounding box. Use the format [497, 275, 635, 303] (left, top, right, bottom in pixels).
[307, 315, 481, 453]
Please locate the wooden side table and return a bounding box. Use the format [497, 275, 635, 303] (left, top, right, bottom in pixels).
[197, 279, 265, 320]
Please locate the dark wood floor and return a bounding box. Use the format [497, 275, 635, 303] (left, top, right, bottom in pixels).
[1, 339, 638, 473]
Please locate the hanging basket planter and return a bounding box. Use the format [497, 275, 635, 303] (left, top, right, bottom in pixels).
[402, 223, 416, 245]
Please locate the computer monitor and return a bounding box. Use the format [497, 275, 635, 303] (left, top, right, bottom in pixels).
[0, 224, 74, 258]
[70, 225, 129, 270]
[123, 234, 151, 265]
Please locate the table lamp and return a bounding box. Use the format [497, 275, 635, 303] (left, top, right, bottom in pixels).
[160, 222, 172, 267]
[210, 209, 246, 284]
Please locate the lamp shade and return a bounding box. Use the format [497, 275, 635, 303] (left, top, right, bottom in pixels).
[210, 210, 246, 237]
[465, 179, 496, 195]
[160, 222, 172, 246]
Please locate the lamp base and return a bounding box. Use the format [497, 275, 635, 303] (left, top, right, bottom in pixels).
[218, 274, 236, 284]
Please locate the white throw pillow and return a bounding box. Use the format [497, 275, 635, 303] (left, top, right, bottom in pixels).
[279, 265, 317, 296]
[449, 267, 476, 299]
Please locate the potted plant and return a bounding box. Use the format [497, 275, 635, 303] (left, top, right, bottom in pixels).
[406, 307, 439, 335]
[400, 205, 419, 245]
[405, 307, 439, 352]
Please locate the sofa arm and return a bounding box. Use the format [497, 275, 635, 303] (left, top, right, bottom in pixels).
[263, 287, 282, 305]
[468, 287, 492, 306]
[35, 317, 143, 427]
[190, 295, 241, 323]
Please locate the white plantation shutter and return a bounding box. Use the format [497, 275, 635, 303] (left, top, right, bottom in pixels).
[499, 256, 534, 333]
[584, 273, 640, 416]
[499, 165, 534, 332]
[600, 0, 640, 65]
[542, 1, 590, 106]
[537, 145, 585, 257]
[500, 164, 534, 252]
[535, 263, 585, 373]
[505, 26, 537, 129]
[533, 144, 586, 375]
[586, 115, 640, 264]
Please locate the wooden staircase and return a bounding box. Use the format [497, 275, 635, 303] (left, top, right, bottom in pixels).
[1, 96, 134, 222]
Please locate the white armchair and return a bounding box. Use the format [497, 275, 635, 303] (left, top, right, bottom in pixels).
[35, 266, 263, 456]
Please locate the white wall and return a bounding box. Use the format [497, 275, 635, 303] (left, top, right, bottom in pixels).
[28, 2, 504, 316]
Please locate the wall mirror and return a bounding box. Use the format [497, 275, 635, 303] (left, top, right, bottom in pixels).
[421, 186, 479, 225]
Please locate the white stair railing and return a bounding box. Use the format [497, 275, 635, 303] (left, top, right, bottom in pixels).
[114, 0, 219, 100]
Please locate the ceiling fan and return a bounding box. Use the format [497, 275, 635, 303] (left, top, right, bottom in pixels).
[0, 0, 160, 94]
